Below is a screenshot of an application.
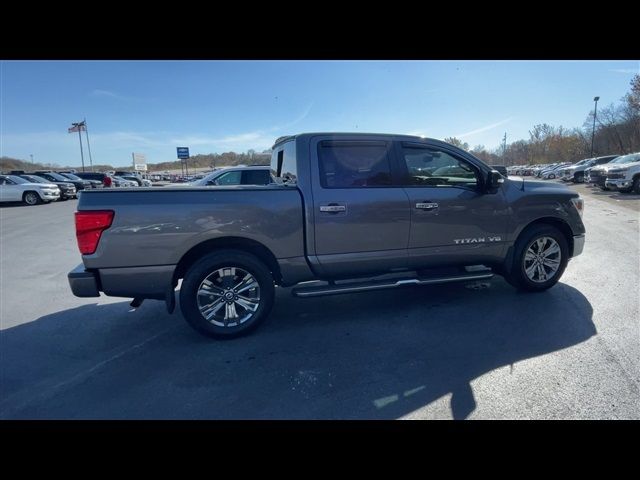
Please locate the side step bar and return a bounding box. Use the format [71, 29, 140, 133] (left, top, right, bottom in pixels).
[292, 271, 493, 298]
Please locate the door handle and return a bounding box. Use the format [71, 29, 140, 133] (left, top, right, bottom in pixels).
[416, 202, 438, 210]
[320, 204, 346, 213]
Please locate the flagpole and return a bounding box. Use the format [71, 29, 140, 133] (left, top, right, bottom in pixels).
[77, 125, 85, 172]
[83, 118, 93, 172]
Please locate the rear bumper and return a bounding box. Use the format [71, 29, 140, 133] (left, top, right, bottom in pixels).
[68, 264, 100, 297]
[68, 263, 175, 299]
[573, 234, 585, 257]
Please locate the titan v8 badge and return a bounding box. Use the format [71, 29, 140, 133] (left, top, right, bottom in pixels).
[453, 236, 502, 244]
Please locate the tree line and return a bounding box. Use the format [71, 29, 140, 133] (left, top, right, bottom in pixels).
[445, 74, 640, 166]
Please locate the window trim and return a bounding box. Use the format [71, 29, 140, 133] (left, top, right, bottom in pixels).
[316, 140, 397, 189]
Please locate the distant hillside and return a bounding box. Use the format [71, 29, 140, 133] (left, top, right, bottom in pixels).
[1, 156, 116, 173]
[1, 151, 271, 174]
[148, 152, 270, 172]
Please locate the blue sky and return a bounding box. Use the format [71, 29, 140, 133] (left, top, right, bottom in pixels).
[1, 60, 638, 167]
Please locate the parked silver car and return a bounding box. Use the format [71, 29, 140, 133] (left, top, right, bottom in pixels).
[0, 174, 60, 205]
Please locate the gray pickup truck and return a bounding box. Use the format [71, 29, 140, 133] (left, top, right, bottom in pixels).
[69, 133, 586, 338]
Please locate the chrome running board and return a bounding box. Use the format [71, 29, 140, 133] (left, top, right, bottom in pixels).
[292, 271, 493, 298]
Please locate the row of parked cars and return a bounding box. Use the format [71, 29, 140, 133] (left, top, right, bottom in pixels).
[0, 170, 152, 206]
[507, 153, 640, 193]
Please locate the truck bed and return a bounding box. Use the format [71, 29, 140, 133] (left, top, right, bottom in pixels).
[78, 185, 305, 270]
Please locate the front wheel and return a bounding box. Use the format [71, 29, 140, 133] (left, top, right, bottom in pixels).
[573, 172, 584, 183]
[633, 177, 640, 194]
[179, 250, 275, 339]
[504, 224, 569, 292]
[22, 191, 40, 206]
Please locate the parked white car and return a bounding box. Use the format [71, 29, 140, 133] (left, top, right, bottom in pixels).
[604, 153, 640, 193]
[0, 174, 60, 205]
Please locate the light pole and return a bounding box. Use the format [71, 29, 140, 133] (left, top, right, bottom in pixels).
[590, 96, 600, 158]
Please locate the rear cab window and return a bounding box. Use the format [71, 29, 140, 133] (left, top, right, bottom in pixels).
[317, 141, 392, 188]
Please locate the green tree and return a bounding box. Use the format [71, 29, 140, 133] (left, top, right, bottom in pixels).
[443, 137, 470, 151]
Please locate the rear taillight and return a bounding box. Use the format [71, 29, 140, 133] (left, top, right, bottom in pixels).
[75, 210, 114, 255]
[103, 176, 112, 187]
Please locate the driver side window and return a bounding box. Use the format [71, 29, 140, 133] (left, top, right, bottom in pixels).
[213, 171, 242, 185]
[401, 147, 479, 188]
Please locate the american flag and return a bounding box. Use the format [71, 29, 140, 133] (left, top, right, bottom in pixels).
[68, 121, 86, 133]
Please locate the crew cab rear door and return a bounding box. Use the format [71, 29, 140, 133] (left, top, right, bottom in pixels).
[310, 136, 411, 277]
[395, 141, 508, 268]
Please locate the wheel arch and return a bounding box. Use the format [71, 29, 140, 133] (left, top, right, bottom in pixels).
[22, 190, 41, 202]
[173, 237, 282, 286]
[516, 217, 575, 256]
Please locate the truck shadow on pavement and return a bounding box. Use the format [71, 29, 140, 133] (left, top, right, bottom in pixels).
[0, 277, 595, 419]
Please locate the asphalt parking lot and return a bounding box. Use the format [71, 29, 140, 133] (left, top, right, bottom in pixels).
[0, 184, 638, 419]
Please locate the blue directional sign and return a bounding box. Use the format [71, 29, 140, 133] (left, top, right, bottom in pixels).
[177, 147, 190, 159]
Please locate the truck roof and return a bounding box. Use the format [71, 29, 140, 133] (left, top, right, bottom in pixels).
[272, 132, 437, 149]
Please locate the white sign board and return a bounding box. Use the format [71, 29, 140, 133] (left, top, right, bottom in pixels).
[133, 152, 146, 164]
[134, 164, 148, 171]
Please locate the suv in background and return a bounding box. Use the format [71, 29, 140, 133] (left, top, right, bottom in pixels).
[604, 153, 640, 193]
[189, 166, 272, 186]
[58, 172, 103, 189]
[0, 174, 60, 205]
[74, 171, 114, 188]
[560, 155, 619, 183]
[587, 154, 637, 190]
[33, 171, 91, 193]
[18, 174, 77, 200]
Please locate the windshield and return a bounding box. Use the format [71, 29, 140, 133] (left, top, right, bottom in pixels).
[60, 173, 81, 181]
[42, 172, 68, 181]
[610, 153, 640, 165]
[7, 175, 28, 184]
[22, 175, 48, 183]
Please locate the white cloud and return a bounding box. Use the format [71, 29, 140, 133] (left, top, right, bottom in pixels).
[90, 89, 145, 101]
[609, 68, 639, 74]
[454, 117, 514, 138]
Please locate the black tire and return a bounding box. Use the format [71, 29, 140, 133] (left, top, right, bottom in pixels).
[503, 224, 569, 292]
[573, 172, 584, 183]
[22, 191, 41, 206]
[633, 176, 640, 194]
[599, 185, 609, 191]
[179, 250, 275, 339]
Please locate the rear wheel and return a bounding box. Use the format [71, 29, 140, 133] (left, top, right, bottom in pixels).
[22, 191, 40, 206]
[179, 250, 275, 339]
[504, 224, 569, 292]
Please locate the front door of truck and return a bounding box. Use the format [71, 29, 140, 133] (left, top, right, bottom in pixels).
[395, 142, 509, 268]
[310, 137, 411, 277]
